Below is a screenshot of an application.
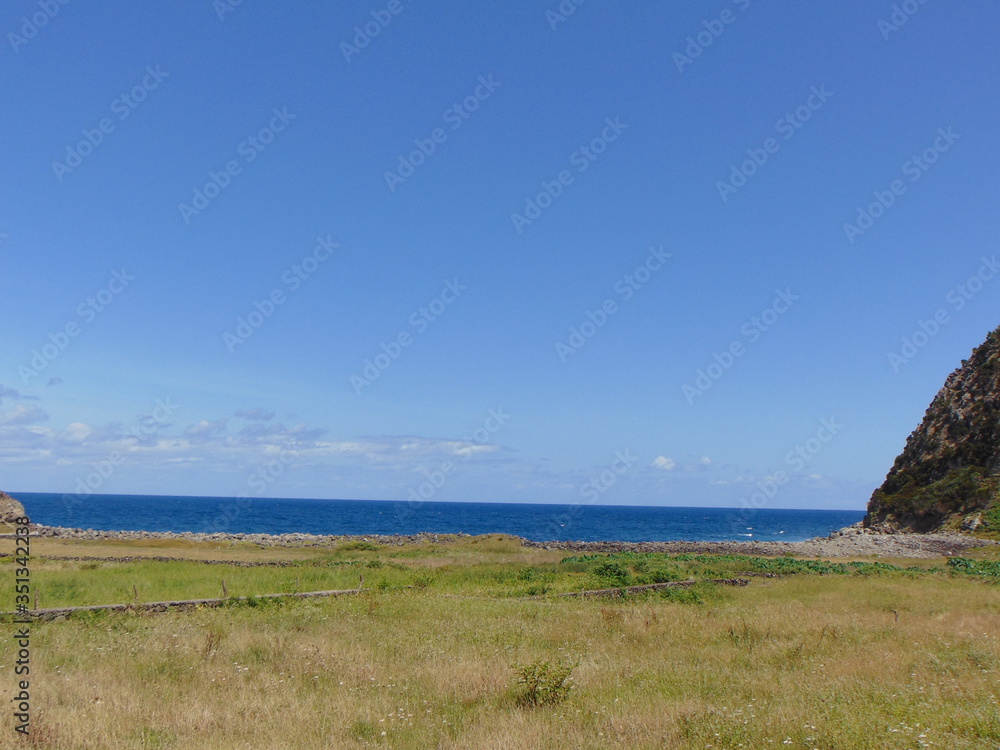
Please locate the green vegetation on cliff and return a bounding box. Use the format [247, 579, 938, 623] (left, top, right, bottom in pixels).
[869, 465, 1000, 533]
[867, 326, 1000, 533]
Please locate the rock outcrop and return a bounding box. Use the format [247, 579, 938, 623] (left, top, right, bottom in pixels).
[865, 325, 1000, 533]
[0, 490, 27, 523]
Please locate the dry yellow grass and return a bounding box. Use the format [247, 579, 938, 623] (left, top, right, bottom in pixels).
[0, 539, 997, 749]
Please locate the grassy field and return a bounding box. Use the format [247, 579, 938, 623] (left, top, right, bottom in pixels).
[0, 535, 998, 749]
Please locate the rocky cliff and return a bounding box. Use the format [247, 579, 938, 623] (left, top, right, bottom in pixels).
[865, 325, 1000, 533]
[0, 490, 27, 523]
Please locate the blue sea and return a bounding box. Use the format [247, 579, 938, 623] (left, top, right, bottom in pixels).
[14, 493, 865, 543]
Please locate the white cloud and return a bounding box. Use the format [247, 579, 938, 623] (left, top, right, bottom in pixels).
[183, 419, 230, 442]
[0, 404, 49, 426]
[652, 456, 676, 471]
[237, 421, 326, 444]
[0, 405, 514, 499]
[307, 436, 501, 465]
[61, 422, 94, 442]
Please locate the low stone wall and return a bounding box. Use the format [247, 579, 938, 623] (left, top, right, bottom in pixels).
[6, 587, 362, 622]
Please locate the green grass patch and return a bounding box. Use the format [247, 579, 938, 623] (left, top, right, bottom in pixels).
[560, 551, 930, 579]
[947, 557, 1000, 577]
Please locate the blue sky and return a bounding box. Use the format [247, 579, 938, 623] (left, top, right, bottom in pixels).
[2, 0, 999, 510]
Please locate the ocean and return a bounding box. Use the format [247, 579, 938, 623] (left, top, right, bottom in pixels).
[14, 493, 865, 543]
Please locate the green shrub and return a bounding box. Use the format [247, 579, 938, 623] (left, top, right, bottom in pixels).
[658, 584, 708, 604]
[411, 572, 437, 589]
[947, 558, 1000, 577]
[523, 583, 552, 596]
[635, 565, 682, 584]
[980, 501, 1000, 534]
[591, 561, 632, 586]
[873, 466, 1000, 530]
[338, 540, 379, 552]
[512, 659, 576, 707]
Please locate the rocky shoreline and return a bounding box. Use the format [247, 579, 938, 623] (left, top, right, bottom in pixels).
[9, 520, 994, 559]
[522, 523, 994, 559]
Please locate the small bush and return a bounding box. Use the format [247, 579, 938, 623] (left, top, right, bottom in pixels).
[635, 565, 682, 584]
[201, 627, 225, 658]
[512, 659, 576, 707]
[339, 540, 378, 552]
[411, 572, 437, 589]
[223, 594, 282, 610]
[592, 561, 632, 586]
[980, 501, 1000, 535]
[523, 583, 551, 596]
[516, 569, 555, 596]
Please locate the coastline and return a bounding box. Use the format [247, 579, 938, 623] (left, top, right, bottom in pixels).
[12, 520, 994, 559]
